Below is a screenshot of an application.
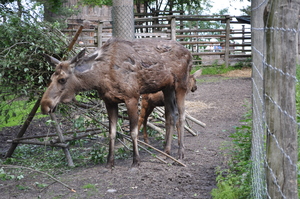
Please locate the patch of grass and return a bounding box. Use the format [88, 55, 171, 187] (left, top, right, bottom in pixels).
[0, 98, 46, 130]
[82, 183, 96, 190]
[192, 59, 251, 76]
[211, 108, 252, 199]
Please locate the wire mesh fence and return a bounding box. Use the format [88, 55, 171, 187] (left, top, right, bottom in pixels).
[111, 2, 134, 40]
[251, 0, 299, 198]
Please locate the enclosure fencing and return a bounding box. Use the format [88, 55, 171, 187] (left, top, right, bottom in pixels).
[251, 0, 298, 198]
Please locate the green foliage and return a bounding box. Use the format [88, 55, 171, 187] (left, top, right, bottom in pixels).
[0, 2, 73, 128]
[211, 181, 240, 199]
[90, 145, 108, 164]
[115, 147, 131, 160]
[193, 64, 249, 76]
[211, 109, 252, 199]
[82, 183, 96, 190]
[0, 99, 46, 130]
[79, 0, 112, 6]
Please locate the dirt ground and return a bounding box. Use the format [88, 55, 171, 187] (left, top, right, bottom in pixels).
[0, 68, 252, 199]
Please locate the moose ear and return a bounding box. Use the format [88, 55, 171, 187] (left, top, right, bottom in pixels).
[70, 49, 86, 64]
[44, 54, 61, 67]
[192, 69, 202, 78]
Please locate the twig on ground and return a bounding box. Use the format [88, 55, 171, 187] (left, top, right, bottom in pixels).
[121, 136, 168, 165]
[1, 165, 76, 192]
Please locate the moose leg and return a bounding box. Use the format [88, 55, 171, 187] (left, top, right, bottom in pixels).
[105, 101, 118, 169]
[175, 88, 187, 159]
[126, 98, 141, 167]
[139, 104, 155, 144]
[163, 89, 177, 155]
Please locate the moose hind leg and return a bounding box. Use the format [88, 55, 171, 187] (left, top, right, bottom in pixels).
[105, 102, 118, 169]
[175, 88, 187, 160]
[163, 89, 177, 155]
[126, 98, 141, 167]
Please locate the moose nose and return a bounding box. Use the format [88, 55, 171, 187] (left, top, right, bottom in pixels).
[40, 100, 54, 115]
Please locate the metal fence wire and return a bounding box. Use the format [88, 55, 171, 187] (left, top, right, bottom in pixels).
[252, 0, 299, 198]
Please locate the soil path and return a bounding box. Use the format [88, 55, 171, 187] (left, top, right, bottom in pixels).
[0, 70, 252, 199]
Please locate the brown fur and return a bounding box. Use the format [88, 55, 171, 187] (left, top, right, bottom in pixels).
[138, 69, 202, 143]
[40, 38, 193, 168]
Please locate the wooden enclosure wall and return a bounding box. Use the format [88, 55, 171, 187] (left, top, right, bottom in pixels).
[61, 15, 251, 67]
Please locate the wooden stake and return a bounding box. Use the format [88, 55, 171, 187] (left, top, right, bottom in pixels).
[5, 98, 41, 158]
[49, 113, 74, 167]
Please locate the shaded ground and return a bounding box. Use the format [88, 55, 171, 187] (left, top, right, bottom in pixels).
[0, 68, 252, 199]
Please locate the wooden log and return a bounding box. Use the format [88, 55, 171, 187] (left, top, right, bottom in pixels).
[185, 114, 206, 128]
[49, 113, 74, 167]
[7, 139, 69, 148]
[146, 122, 165, 134]
[155, 107, 198, 136]
[12, 128, 103, 141]
[5, 98, 41, 158]
[184, 125, 197, 136]
[66, 25, 83, 52]
[121, 137, 168, 165]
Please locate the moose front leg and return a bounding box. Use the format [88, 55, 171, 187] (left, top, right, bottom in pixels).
[105, 102, 118, 169]
[126, 98, 141, 167]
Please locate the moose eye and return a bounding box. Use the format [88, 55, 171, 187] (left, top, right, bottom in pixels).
[58, 78, 66, 84]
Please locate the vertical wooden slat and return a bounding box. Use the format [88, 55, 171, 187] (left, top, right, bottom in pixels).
[224, 15, 230, 68]
[97, 22, 103, 48]
[171, 16, 176, 41]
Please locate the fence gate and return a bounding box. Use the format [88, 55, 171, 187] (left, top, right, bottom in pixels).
[251, 0, 299, 198]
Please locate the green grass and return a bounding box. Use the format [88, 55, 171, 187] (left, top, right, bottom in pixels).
[192, 61, 251, 76]
[211, 108, 252, 199]
[0, 98, 46, 130]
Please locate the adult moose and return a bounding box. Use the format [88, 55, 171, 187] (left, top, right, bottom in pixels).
[40, 38, 193, 168]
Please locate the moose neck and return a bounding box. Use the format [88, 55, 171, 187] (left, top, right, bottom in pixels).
[72, 69, 98, 92]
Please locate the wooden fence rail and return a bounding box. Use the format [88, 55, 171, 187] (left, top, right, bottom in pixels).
[61, 15, 251, 66]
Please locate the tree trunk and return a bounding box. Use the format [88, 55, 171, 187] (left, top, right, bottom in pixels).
[112, 0, 134, 41]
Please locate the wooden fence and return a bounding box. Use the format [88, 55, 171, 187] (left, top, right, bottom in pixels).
[61, 15, 251, 66]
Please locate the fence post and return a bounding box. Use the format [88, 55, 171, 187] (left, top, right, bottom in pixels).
[225, 15, 230, 68]
[97, 22, 103, 48]
[171, 16, 176, 41]
[251, 0, 267, 197]
[242, 25, 245, 54]
[265, 0, 298, 198]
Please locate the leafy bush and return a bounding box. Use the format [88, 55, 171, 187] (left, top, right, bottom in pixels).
[0, 3, 71, 127]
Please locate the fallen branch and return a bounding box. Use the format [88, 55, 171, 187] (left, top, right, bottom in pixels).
[89, 113, 187, 167]
[185, 113, 206, 128]
[118, 132, 187, 167]
[146, 122, 165, 134]
[11, 128, 103, 141]
[1, 165, 76, 192]
[121, 136, 168, 165]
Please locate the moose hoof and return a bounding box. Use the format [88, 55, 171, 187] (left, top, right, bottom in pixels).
[128, 167, 140, 174]
[178, 149, 185, 160]
[105, 162, 114, 170]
